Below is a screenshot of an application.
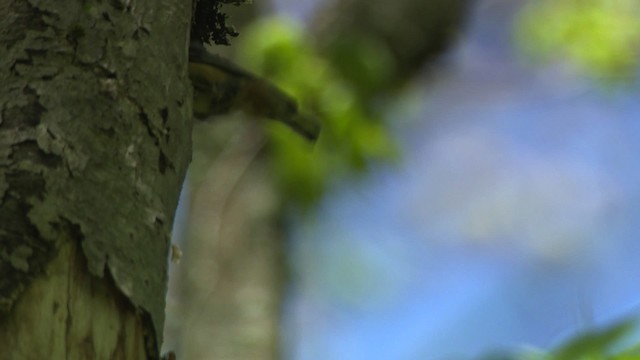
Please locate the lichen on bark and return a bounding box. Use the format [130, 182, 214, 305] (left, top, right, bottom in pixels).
[0, 0, 192, 356]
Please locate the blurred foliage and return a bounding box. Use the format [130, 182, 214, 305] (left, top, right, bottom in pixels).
[236, 18, 397, 206]
[517, 0, 640, 80]
[548, 318, 638, 360]
[488, 318, 640, 360]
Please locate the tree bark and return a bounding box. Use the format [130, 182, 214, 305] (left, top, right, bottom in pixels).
[0, 0, 192, 358]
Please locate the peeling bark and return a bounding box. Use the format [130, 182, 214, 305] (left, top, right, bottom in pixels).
[0, 0, 192, 358]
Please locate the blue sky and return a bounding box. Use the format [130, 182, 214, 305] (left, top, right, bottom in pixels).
[283, 1, 640, 359]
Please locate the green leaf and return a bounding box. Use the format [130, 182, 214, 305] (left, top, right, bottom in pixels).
[550, 318, 636, 360]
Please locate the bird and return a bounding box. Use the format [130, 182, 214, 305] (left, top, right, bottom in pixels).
[188, 42, 321, 141]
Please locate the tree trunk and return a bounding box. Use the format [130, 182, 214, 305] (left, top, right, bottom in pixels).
[166, 4, 290, 359]
[0, 0, 192, 358]
[170, 1, 470, 359]
[174, 119, 286, 360]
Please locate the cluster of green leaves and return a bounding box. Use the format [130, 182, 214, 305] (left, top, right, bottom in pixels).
[236, 18, 397, 206]
[516, 0, 640, 79]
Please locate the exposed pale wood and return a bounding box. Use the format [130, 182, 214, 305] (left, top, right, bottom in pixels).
[0, 239, 148, 360]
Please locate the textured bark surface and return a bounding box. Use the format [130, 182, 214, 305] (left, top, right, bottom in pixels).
[0, 0, 192, 357]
